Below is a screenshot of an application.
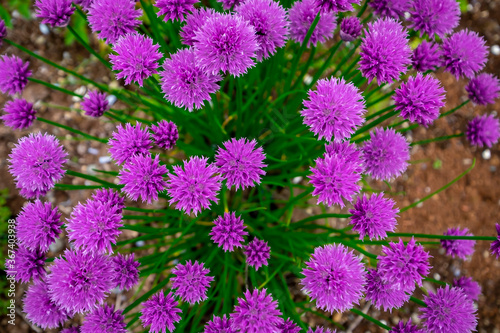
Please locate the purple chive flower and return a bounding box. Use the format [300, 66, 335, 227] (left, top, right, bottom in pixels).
[167, 156, 222, 216]
[307, 327, 336, 333]
[81, 305, 127, 333]
[74, 0, 92, 10]
[244, 238, 271, 270]
[420, 286, 477, 333]
[235, 0, 289, 61]
[440, 227, 476, 260]
[466, 113, 500, 148]
[16, 200, 62, 252]
[81, 90, 109, 117]
[491, 223, 500, 258]
[442, 30, 488, 79]
[92, 188, 125, 213]
[289, 0, 337, 47]
[61, 328, 80, 333]
[349, 193, 399, 240]
[0, 55, 31, 96]
[180, 8, 217, 46]
[151, 120, 179, 150]
[390, 319, 424, 333]
[394, 73, 446, 127]
[155, 0, 198, 22]
[412, 40, 442, 72]
[231, 289, 283, 331]
[302, 244, 366, 313]
[171, 260, 214, 304]
[215, 138, 267, 190]
[47, 249, 114, 314]
[360, 18, 411, 84]
[0, 18, 6, 46]
[140, 291, 182, 333]
[365, 268, 409, 312]
[193, 13, 259, 77]
[377, 238, 431, 293]
[278, 318, 302, 333]
[315, 0, 360, 13]
[88, 0, 142, 44]
[67, 199, 123, 254]
[160, 48, 221, 111]
[204, 315, 235, 333]
[218, 0, 244, 10]
[23, 280, 68, 329]
[112, 253, 140, 290]
[1, 98, 36, 130]
[340, 16, 362, 42]
[363, 128, 410, 181]
[119, 154, 168, 204]
[12, 246, 46, 283]
[108, 122, 153, 165]
[8, 132, 68, 199]
[35, 0, 75, 27]
[466, 73, 500, 105]
[453, 276, 481, 302]
[369, 0, 412, 19]
[325, 141, 364, 174]
[210, 212, 248, 252]
[110, 33, 163, 87]
[409, 0, 459, 39]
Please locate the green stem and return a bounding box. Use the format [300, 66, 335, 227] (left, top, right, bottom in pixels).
[411, 133, 464, 146]
[388, 233, 496, 241]
[28, 77, 81, 97]
[67, 25, 111, 69]
[410, 296, 427, 307]
[440, 100, 469, 118]
[350, 308, 391, 330]
[308, 40, 343, 88]
[37, 117, 108, 143]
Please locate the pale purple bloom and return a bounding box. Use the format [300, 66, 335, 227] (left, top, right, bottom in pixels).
[210, 212, 248, 252]
[2, 98, 36, 130]
[324, 141, 364, 174]
[8, 132, 68, 199]
[47, 249, 114, 314]
[340, 16, 362, 42]
[441, 227, 476, 260]
[12, 246, 46, 283]
[0, 55, 31, 96]
[409, 0, 459, 39]
[110, 33, 163, 87]
[193, 13, 259, 77]
[92, 188, 125, 213]
[466, 113, 500, 148]
[369, 0, 412, 19]
[218, 0, 244, 10]
[301, 244, 366, 313]
[289, 0, 337, 47]
[412, 40, 442, 72]
[180, 8, 217, 46]
[466, 73, 500, 105]
[140, 291, 182, 333]
[362, 128, 410, 181]
[81, 305, 127, 333]
[315, 0, 360, 13]
[119, 154, 168, 204]
[204, 315, 235, 333]
[244, 238, 271, 270]
[215, 138, 267, 190]
[167, 156, 222, 216]
[231, 289, 283, 331]
[35, 0, 75, 27]
[0, 19, 6, 46]
[171, 260, 214, 304]
[360, 18, 411, 84]
[364, 268, 409, 312]
[81, 90, 109, 117]
[16, 200, 62, 252]
[108, 122, 153, 165]
[390, 319, 424, 333]
[151, 120, 178, 150]
[23, 280, 68, 329]
[160, 48, 221, 111]
[155, 0, 198, 22]
[491, 223, 500, 258]
[442, 29, 488, 79]
[307, 327, 336, 333]
[349, 193, 399, 240]
[277, 318, 301, 333]
[394, 73, 446, 127]
[112, 253, 140, 290]
[420, 286, 477, 333]
[453, 276, 481, 302]
[377, 238, 431, 293]
[88, 0, 142, 44]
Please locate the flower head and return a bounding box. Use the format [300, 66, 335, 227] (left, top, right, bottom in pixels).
[218, 0, 244, 10]
[8, 132, 67, 199]
[35, 0, 75, 27]
[11, 246, 46, 283]
[231, 289, 283, 331]
[369, 0, 412, 19]
[81, 305, 127, 333]
[364, 268, 409, 312]
[360, 18, 411, 84]
[16, 200, 62, 252]
[2, 98, 36, 130]
[81, 90, 109, 117]
[23, 280, 68, 329]
[108, 122, 153, 165]
[412, 40, 442, 72]
[160, 48, 221, 111]
[140, 291, 182, 333]
[409, 0, 460, 39]
[215, 138, 267, 190]
[289, 0, 337, 47]
[491, 223, 500, 258]
[0, 19, 6, 46]
[420, 286, 477, 333]
[440, 227, 475, 260]
[466, 113, 500, 148]
[442, 29, 488, 79]
[171, 260, 214, 304]
[167, 156, 222, 216]
[155, 0, 198, 22]
[180, 8, 218, 46]
[0, 55, 31, 96]
[453, 276, 481, 302]
[244, 238, 271, 270]
[204, 315, 235, 333]
[315, 0, 360, 13]
[74, 0, 92, 9]
[466, 73, 500, 105]
[301, 244, 366, 313]
[362, 128, 410, 181]
[340, 16, 362, 42]
[112, 253, 140, 290]
[324, 141, 364, 173]
[210, 212, 248, 252]
[390, 319, 424, 333]
[92, 188, 125, 213]
[277, 318, 301, 333]
[151, 120, 179, 150]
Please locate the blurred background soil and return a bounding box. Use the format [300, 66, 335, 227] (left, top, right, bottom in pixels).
[1, 0, 500, 332]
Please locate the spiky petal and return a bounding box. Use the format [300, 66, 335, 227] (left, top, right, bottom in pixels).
[140, 291, 182, 333]
[231, 289, 283, 331]
[35, 0, 75, 27]
[23, 280, 68, 329]
[244, 238, 271, 270]
[465, 73, 500, 106]
[0, 55, 31, 96]
[81, 305, 127, 333]
[289, 0, 337, 47]
[210, 212, 248, 252]
[171, 260, 214, 304]
[465, 113, 500, 148]
[442, 29, 488, 79]
[2, 98, 36, 130]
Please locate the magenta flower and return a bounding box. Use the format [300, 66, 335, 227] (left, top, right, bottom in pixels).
[210, 212, 248, 252]
[325, 141, 364, 173]
[23, 280, 68, 329]
[218, 0, 244, 10]
[204, 315, 235, 333]
[215, 138, 267, 190]
[277, 319, 301, 333]
[167, 156, 222, 216]
[151, 120, 179, 150]
[180, 8, 217, 46]
[420, 286, 477, 333]
[244, 238, 271, 270]
[193, 13, 259, 77]
[35, 0, 75, 27]
[0, 19, 6, 46]
[442, 29, 488, 79]
[409, 0, 460, 39]
[314, 0, 360, 13]
[390, 319, 424, 333]
[453, 276, 481, 302]
[231, 289, 283, 331]
[160, 48, 221, 111]
[74, 0, 92, 9]
[47, 249, 114, 313]
[0, 55, 31, 96]
[81, 304, 126, 333]
[412, 40, 442, 72]
[12, 246, 46, 283]
[340, 16, 362, 42]
[369, 0, 412, 19]
[491, 223, 500, 258]
[81, 90, 109, 117]
[8, 132, 68, 199]
[112, 253, 140, 291]
[16, 200, 62, 252]
[155, 0, 198, 22]
[2, 98, 36, 130]
[301, 244, 366, 313]
[466, 113, 500, 148]
[88, 0, 142, 44]
[108, 122, 153, 165]
[364, 268, 409, 312]
[140, 291, 182, 333]
[289, 0, 337, 47]
[466, 73, 500, 105]
[92, 188, 125, 213]
[360, 18, 411, 84]
[441, 227, 476, 260]
[171, 260, 214, 304]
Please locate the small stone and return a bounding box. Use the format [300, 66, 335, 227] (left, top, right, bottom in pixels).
[463, 158, 473, 165]
[39, 23, 50, 35]
[106, 95, 117, 106]
[482, 149, 491, 160]
[99, 156, 112, 164]
[491, 45, 500, 56]
[88, 147, 99, 155]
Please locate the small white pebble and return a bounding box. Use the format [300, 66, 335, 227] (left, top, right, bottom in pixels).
[106, 94, 117, 107]
[482, 149, 491, 160]
[303, 74, 313, 85]
[491, 45, 500, 56]
[88, 147, 99, 155]
[39, 23, 50, 35]
[135, 240, 145, 247]
[424, 186, 431, 193]
[292, 176, 303, 184]
[463, 158, 472, 165]
[99, 156, 112, 164]
[404, 12, 411, 19]
[433, 273, 441, 280]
